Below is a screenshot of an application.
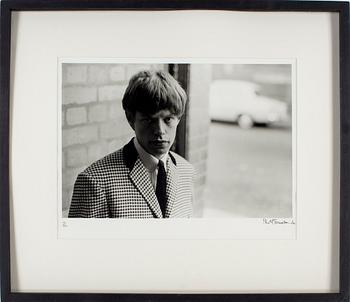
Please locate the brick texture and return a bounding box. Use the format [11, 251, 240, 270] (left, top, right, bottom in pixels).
[186, 64, 212, 217]
[110, 66, 126, 82]
[98, 85, 127, 102]
[63, 86, 97, 105]
[66, 146, 88, 168]
[88, 104, 108, 123]
[66, 107, 87, 126]
[62, 126, 98, 147]
[63, 64, 88, 85]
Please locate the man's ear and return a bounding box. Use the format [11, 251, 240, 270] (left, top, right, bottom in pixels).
[125, 111, 135, 130]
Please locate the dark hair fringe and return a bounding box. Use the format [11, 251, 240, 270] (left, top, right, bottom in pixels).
[122, 70, 187, 116]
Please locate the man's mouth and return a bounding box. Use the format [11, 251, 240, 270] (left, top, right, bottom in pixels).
[150, 140, 169, 147]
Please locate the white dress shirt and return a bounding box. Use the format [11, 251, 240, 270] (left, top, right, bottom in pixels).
[134, 138, 168, 190]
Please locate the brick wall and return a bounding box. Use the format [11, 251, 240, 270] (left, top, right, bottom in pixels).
[62, 63, 166, 216]
[186, 65, 212, 217]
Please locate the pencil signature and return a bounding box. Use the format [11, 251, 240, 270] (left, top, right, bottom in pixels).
[263, 218, 295, 225]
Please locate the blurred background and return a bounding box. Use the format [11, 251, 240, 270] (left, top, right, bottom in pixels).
[61, 63, 292, 218]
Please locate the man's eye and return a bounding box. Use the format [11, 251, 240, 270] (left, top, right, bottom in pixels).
[164, 117, 174, 124]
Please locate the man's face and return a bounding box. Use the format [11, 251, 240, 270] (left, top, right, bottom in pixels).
[131, 110, 180, 159]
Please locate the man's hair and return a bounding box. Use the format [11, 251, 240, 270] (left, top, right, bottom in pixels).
[122, 70, 187, 117]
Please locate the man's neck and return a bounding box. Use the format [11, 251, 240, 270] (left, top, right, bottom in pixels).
[133, 138, 167, 171]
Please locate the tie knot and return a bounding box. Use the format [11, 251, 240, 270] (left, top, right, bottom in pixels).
[158, 160, 165, 169]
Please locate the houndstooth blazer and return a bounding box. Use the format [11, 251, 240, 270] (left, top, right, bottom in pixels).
[68, 139, 195, 218]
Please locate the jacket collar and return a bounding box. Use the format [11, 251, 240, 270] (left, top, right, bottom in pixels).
[122, 138, 179, 218]
[123, 138, 176, 170]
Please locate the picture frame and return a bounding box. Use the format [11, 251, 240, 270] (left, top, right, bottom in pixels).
[1, 0, 349, 301]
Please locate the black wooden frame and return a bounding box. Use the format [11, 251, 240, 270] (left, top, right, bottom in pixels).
[1, 1, 349, 301]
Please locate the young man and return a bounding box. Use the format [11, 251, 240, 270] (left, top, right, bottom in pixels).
[68, 70, 195, 218]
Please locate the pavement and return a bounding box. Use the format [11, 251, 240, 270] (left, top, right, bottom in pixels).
[201, 122, 292, 218]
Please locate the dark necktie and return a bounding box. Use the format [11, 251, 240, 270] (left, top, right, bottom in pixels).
[156, 160, 167, 217]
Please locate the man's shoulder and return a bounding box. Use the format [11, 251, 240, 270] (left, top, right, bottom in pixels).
[82, 148, 125, 177]
[169, 151, 194, 172]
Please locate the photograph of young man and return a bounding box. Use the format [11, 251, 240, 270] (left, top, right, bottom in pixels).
[68, 70, 195, 218]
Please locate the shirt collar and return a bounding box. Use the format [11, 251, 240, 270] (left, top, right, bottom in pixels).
[134, 138, 168, 171]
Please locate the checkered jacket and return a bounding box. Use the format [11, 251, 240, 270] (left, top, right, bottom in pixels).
[68, 139, 195, 218]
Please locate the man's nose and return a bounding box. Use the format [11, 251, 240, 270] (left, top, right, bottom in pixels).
[153, 119, 165, 135]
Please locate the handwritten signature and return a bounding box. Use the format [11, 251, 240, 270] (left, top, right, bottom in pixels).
[263, 218, 295, 225]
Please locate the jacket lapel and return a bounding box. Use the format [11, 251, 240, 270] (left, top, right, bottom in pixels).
[123, 139, 163, 218]
[129, 159, 163, 218]
[165, 153, 178, 218]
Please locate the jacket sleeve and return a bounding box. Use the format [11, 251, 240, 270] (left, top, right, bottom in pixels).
[68, 172, 109, 218]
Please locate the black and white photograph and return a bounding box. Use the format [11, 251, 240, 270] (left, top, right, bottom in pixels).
[61, 62, 294, 220]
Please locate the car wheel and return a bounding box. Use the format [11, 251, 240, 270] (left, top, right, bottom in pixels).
[237, 114, 254, 129]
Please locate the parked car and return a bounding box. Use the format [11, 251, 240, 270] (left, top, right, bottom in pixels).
[209, 80, 289, 129]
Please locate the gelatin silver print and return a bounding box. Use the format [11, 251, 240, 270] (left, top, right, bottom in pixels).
[61, 63, 293, 219]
